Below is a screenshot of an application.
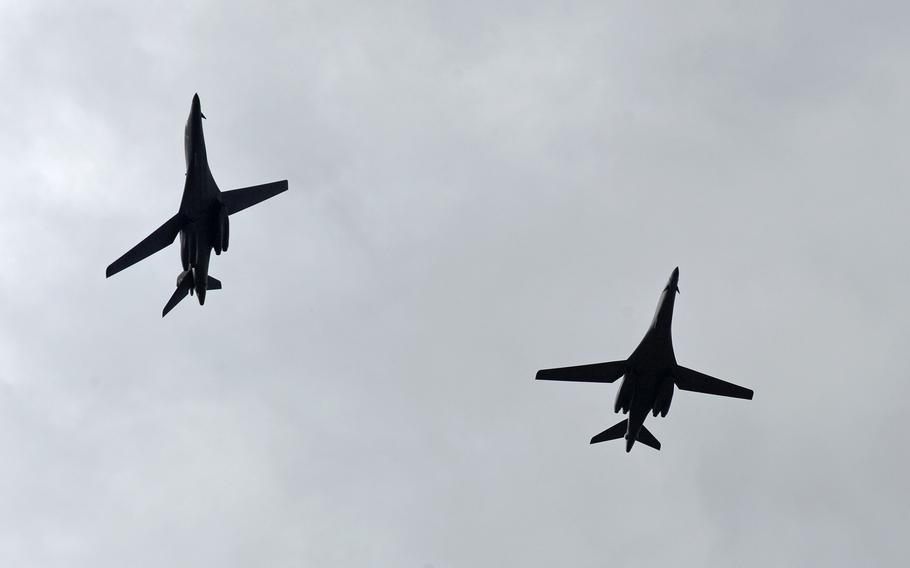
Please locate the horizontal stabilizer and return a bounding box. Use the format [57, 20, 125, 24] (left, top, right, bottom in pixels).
[675, 366, 753, 400]
[162, 282, 190, 317]
[590, 419, 628, 444]
[107, 213, 185, 278]
[591, 421, 661, 451]
[536, 360, 625, 383]
[207, 276, 222, 290]
[221, 180, 288, 215]
[636, 425, 661, 450]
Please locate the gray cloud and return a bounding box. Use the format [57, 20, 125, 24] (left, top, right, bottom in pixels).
[1, 1, 908, 566]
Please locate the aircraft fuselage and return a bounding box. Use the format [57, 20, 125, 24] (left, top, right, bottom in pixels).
[615, 267, 680, 451]
[177, 94, 229, 304]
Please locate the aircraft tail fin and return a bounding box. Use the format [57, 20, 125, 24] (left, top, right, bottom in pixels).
[162, 271, 195, 317]
[163, 282, 190, 317]
[590, 420, 628, 444]
[162, 273, 223, 316]
[590, 419, 661, 451]
[636, 425, 661, 450]
[220, 180, 288, 216]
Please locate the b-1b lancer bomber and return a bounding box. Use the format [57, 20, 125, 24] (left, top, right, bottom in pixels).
[106, 94, 288, 316]
[536, 268, 753, 452]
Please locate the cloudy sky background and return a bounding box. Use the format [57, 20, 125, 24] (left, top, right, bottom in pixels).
[0, 1, 908, 566]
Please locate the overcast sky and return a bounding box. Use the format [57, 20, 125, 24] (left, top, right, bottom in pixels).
[0, 1, 908, 566]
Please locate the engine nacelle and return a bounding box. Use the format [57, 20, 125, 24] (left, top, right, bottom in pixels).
[652, 378, 674, 417]
[614, 376, 633, 414]
[215, 204, 229, 254]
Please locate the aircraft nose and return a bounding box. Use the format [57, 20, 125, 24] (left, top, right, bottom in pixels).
[190, 93, 206, 120]
[666, 267, 680, 294]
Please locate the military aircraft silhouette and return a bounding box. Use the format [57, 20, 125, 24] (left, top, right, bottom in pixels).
[106, 94, 288, 316]
[536, 267, 753, 452]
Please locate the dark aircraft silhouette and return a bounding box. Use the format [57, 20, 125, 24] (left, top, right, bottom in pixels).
[536, 268, 753, 452]
[105, 94, 288, 316]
